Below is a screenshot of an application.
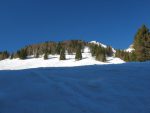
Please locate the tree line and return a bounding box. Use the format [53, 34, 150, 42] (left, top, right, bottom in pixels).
[0, 51, 9, 60]
[0, 40, 114, 62]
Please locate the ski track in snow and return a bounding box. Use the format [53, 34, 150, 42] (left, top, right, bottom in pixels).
[0, 62, 150, 113]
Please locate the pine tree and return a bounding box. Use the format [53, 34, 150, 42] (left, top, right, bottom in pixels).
[0, 51, 10, 60]
[134, 25, 149, 61]
[44, 52, 48, 60]
[124, 52, 130, 62]
[95, 47, 106, 62]
[129, 51, 136, 61]
[75, 46, 82, 60]
[56, 42, 62, 54]
[106, 46, 113, 57]
[90, 44, 98, 56]
[59, 48, 66, 60]
[17, 49, 27, 60]
[96, 53, 106, 62]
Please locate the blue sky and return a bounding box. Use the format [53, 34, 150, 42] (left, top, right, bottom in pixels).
[0, 0, 150, 52]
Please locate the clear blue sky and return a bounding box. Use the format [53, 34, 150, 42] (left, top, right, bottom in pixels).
[0, 0, 150, 52]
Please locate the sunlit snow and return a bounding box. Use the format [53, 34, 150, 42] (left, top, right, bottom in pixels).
[0, 47, 124, 70]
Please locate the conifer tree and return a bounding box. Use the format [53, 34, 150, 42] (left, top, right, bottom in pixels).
[129, 51, 136, 61]
[134, 25, 149, 61]
[106, 46, 113, 57]
[75, 46, 82, 60]
[56, 42, 62, 54]
[59, 48, 66, 60]
[124, 53, 130, 62]
[96, 53, 106, 62]
[95, 47, 106, 62]
[44, 51, 48, 60]
[90, 44, 98, 56]
[17, 49, 27, 60]
[0, 51, 10, 60]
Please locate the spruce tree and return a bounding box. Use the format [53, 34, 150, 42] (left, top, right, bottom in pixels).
[59, 48, 66, 60]
[44, 52, 48, 60]
[124, 53, 130, 62]
[75, 46, 82, 60]
[106, 46, 113, 57]
[129, 51, 136, 61]
[0, 51, 10, 60]
[56, 42, 62, 54]
[18, 49, 27, 60]
[96, 53, 106, 62]
[95, 47, 106, 62]
[90, 44, 98, 56]
[134, 25, 149, 61]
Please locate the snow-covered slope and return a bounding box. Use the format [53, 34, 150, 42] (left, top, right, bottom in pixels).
[125, 44, 135, 52]
[90, 41, 107, 48]
[0, 43, 124, 70]
[0, 62, 150, 113]
[0, 53, 124, 70]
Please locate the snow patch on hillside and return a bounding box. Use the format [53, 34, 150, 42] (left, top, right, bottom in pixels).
[90, 41, 107, 48]
[0, 47, 124, 70]
[0, 54, 124, 70]
[83, 46, 90, 53]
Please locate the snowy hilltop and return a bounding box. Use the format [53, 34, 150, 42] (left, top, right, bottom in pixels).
[0, 40, 125, 70]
